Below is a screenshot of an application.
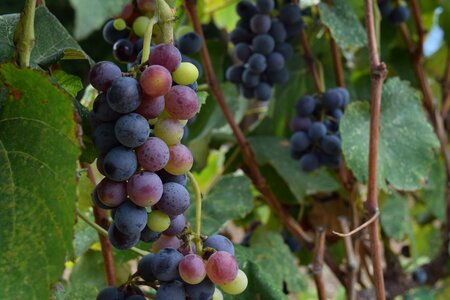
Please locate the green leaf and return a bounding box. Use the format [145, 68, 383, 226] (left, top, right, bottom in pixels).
[73, 220, 98, 258]
[52, 70, 83, 97]
[0, 6, 92, 65]
[422, 155, 446, 221]
[341, 78, 439, 191]
[187, 174, 253, 236]
[0, 63, 80, 299]
[318, 0, 367, 50]
[380, 193, 410, 239]
[248, 136, 340, 203]
[197, 90, 208, 113]
[69, 0, 130, 40]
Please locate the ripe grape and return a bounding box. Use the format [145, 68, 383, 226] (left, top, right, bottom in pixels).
[321, 135, 341, 155]
[165, 85, 199, 120]
[236, 1, 257, 20]
[152, 234, 183, 252]
[203, 235, 235, 255]
[157, 169, 188, 186]
[178, 32, 202, 54]
[103, 146, 138, 181]
[113, 39, 136, 62]
[299, 153, 320, 172]
[247, 53, 267, 73]
[114, 200, 148, 236]
[108, 223, 140, 249]
[140, 65, 172, 97]
[137, 253, 156, 281]
[92, 93, 122, 122]
[256, 0, 274, 14]
[140, 226, 161, 243]
[250, 14, 271, 34]
[151, 248, 184, 281]
[107, 77, 141, 113]
[165, 144, 194, 175]
[308, 122, 327, 141]
[127, 171, 163, 207]
[172, 62, 199, 85]
[296, 95, 316, 116]
[290, 132, 310, 152]
[149, 44, 182, 72]
[269, 20, 287, 43]
[97, 178, 127, 208]
[93, 122, 120, 153]
[163, 214, 186, 236]
[274, 42, 294, 60]
[135, 94, 165, 119]
[266, 52, 285, 72]
[154, 118, 184, 146]
[89, 61, 122, 92]
[252, 34, 275, 55]
[389, 5, 410, 25]
[155, 281, 186, 300]
[179, 254, 207, 284]
[102, 19, 130, 45]
[220, 269, 248, 295]
[92, 186, 114, 209]
[254, 82, 272, 101]
[96, 286, 124, 300]
[322, 88, 343, 111]
[132, 16, 151, 37]
[147, 210, 171, 232]
[234, 43, 252, 63]
[225, 65, 244, 84]
[114, 113, 150, 148]
[279, 4, 301, 24]
[229, 28, 253, 44]
[242, 69, 260, 87]
[206, 251, 238, 284]
[156, 182, 190, 216]
[290, 116, 311, 132]
[136, 137, 170, 172]
[185, 277, 215, 300]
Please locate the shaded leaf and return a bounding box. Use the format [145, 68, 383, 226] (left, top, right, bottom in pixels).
[380, 193, 410, 239]
[422, 155, 446, 221]
[52, 70, 83, 98]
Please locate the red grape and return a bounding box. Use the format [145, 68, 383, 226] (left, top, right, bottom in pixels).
[148, 44, 181, 72]
[135, 94, 165, 119]
[165, 144, 193, 175]
[140, 65, 172, 97]
[96, 178, 127, 207]
[127, 172, 163, 207]
[165, 85, 199, 120]
[179, 254, 206, 284]
[206, 251, 238, 284]
[136, 137, 170, 172]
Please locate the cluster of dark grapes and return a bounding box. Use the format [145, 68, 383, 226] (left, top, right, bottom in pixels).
[378, 0, 410, 25]
[97, 235, 247, 299]
[289, 88, 349, 172]
[225, 0, 303, 101]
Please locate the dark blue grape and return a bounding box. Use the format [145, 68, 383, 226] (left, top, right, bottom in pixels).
[226, 65, 244, 84]
[296, 96, 316, 116]
[254, 82, 272, 101]
[378, 0, 392, 18]
[89, 61, 122, 93]
[92, 186, 113, 209]
[108, 223, 140, 250]
[248, 53, 267, 73]
[114, 200, 148, 236]
[137, 253, 156, 281]
[230, 28, 253, 44]
[269, 20, 287, 43]
[103, 146, 137, 181]
[204, 235, 235, 255]
[274, 43, 294, 60]
[92, 93, 122, 122]
[102, 20, 130, 45]
[290, 116, 311, 132]
[236, 18, 251, 31]
[163, 214, 186, 236]
[279, 4, 302, 24]
[156, 281, 186, 300]
[107, 77, 141, 113]
[320, 135, 341, 155]
[389, 5, 410, 25]
[140, 226, 161, 243]
[114, 113, 150, 148]
[235, 43, 252, 62]
[178, 32, 202, 54]
[236, 1, 257, 20]
[299, 153, 320, 172]
[240, 85, 255, 98]
[155, 182, 190, 216]
[135, 38, 144, 53]
[113, 39, 136, 63]
[337, 87, 350, 107]
[324, 119, 339, 132]
[329, 109, 343, 121]
[322, 88, 343, 111]
[185, 277, 215, 300]
[290, 132, 310, 152]
[412, 268, 427, 284]
[152, 248, 184, 281]
[96, 286, 124, 300]
[250, 14, 271, 34]
[267, 68, 289, 84]
[308, 122, 327, 141]
[252, 34, 275, 55]
[157, 169, 188, 186]
[256, 0, 275, 14]
[93, 122, 120, 153]
[242, 69, 260, 87]
[267, 52, 285, 72]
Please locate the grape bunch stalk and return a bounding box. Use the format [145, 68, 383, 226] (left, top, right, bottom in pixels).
[289, 87, 349, 172]
[226, 0, 303, 101]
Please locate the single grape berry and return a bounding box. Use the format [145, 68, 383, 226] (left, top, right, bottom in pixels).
[178, 32, 202, 54]
[165, 85, 199, 120]
[152, 234, 183, 252]
[254, 82, 272, 101]
[185, 277, 216, 300]
[256, 0, 275, 14]
[114, 200, 148, 236]
[206, 251, 238, 284]
[165, 143, 194, 175]
[299, 153, 320, 172]
[234, 43, 252, 62]
[114, 113, 150, 148]
[151, 248, 184, 281]
[108, 223, 140, 250]
[155, 281, 186, 300]
[89, 61, 122, 92]
[137, 253, 156, 281]
[103, 146, 138, 181]
[308, 122, 327, 141]
[203, 234, 235, 255]
[172, 62, 199, 85]
[107, 77, 141, 113]
[149, 44, 182, 72]
[252, 34, 275, 55]
[219, 269, 248, 295]
[247, 53, 267, 74]
[250, 14, 271, 34]
[113, 39, 136, 62]
[97, 178, 127, 208]
[102, 19, 130, 45]
[179, 254, 207, 284]
[156, 182, 190, 216]
[296, 96, 316, 116]
[290, 132, 310, 152]
[140, 65, 172, 98]
[136, 137, 170, 172]
[226, 65, 245, 84]
[127, 172, 163, 207]
[163, 214, 186, 236]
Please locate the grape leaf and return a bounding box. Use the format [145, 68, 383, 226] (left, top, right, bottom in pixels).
[69, 0, 130, 40]
[52, 70, 83, 98]
[380, 193, 410, 240]
[340, 77, 439, 190]
[421, 156, 446, 221]
[0, 63, 80, 299]
[187, 174, 253, 236]
[318, 0, 367, 50]
[0, 6, 92, 65]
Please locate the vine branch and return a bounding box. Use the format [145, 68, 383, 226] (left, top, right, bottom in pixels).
[14, 0, 36, 67]
[338, 217, 358, 300]
[184, 0, 346, 286]
[299, 29, 324, 93]
[325, 0, 345, 87]
[311, 228, 327, 300]
[364, 0, 387, 299]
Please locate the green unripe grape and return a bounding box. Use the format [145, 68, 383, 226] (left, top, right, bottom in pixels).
[220, 269, 248, 295]
[147, 210, 171, 232]
[133, 16, 151, 37]
[212, 288, 223, 300]
[154, 118, 184, 146]
[113, 18, 127, 31]
[160, 110, 188, 126]
[172, 62, 199, 85]
[148, 118, 158, 126]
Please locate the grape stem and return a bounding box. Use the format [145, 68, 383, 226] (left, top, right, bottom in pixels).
[14, 0, 36, 67]
[141, 16, 158, 65]
[76, 210, 150, 257]
[187, 172, 203, 255]
[155, 0, 175, 44]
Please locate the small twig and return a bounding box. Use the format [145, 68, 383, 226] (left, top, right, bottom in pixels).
[332, 209, 380, 237]
[325, 0, 345, 87]
[187, 172, 203, 255]
[14, 0, 36, 67]
[141, 16, 158, 64]
[338, 217, 358, 300]
[299, 30, 324, 93]
[311, 228, 327, 300]
[364, 0, 387, 299]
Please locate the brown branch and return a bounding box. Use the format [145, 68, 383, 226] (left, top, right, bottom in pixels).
[300, 30, 324, 93]
[339, 217, 358, 300]
[364, 0, 387, 299]
[409, 0, 425, 57]
[325, 0, 345, 87]
[332, 209, 380, 237]
[82, 162, 116, 286]
[311, 228, 327, 300]
[183, 0, 348, 286]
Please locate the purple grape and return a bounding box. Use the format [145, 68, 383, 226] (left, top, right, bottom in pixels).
[97, 178, 127, 208]
[92, 93, 122, 122]
[108, 223, 140, 250]
[157, 169, 188, 186]
[114, 113, 150, 148]
[114, 200, 148, 236]
[137, 253, 156, 281]
[127, 171, 163, 207]
[151, 248, 184, 281]
[203, 234, 235, 255]
[136, 137, 170, 172]
[89, 61, 122, 92]
[140, 226, 161, 243]
[93, 122, 120, 153]
[103, 146, 137, 181]
[155, 182, 190, 216]
[185, 277, 215, 300]
[156, 281, 185, 300]
[107, 77, 141, 113]
[163, 214, 186, 236]
[148, 44, 182, 72]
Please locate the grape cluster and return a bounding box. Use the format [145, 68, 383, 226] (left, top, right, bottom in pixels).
[289, 87, 349, 172]
[378, 0, 410, 25]
[225, 0, 303, 101]
[96, 234, 248, 299]
[88, 43, 199, 250]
